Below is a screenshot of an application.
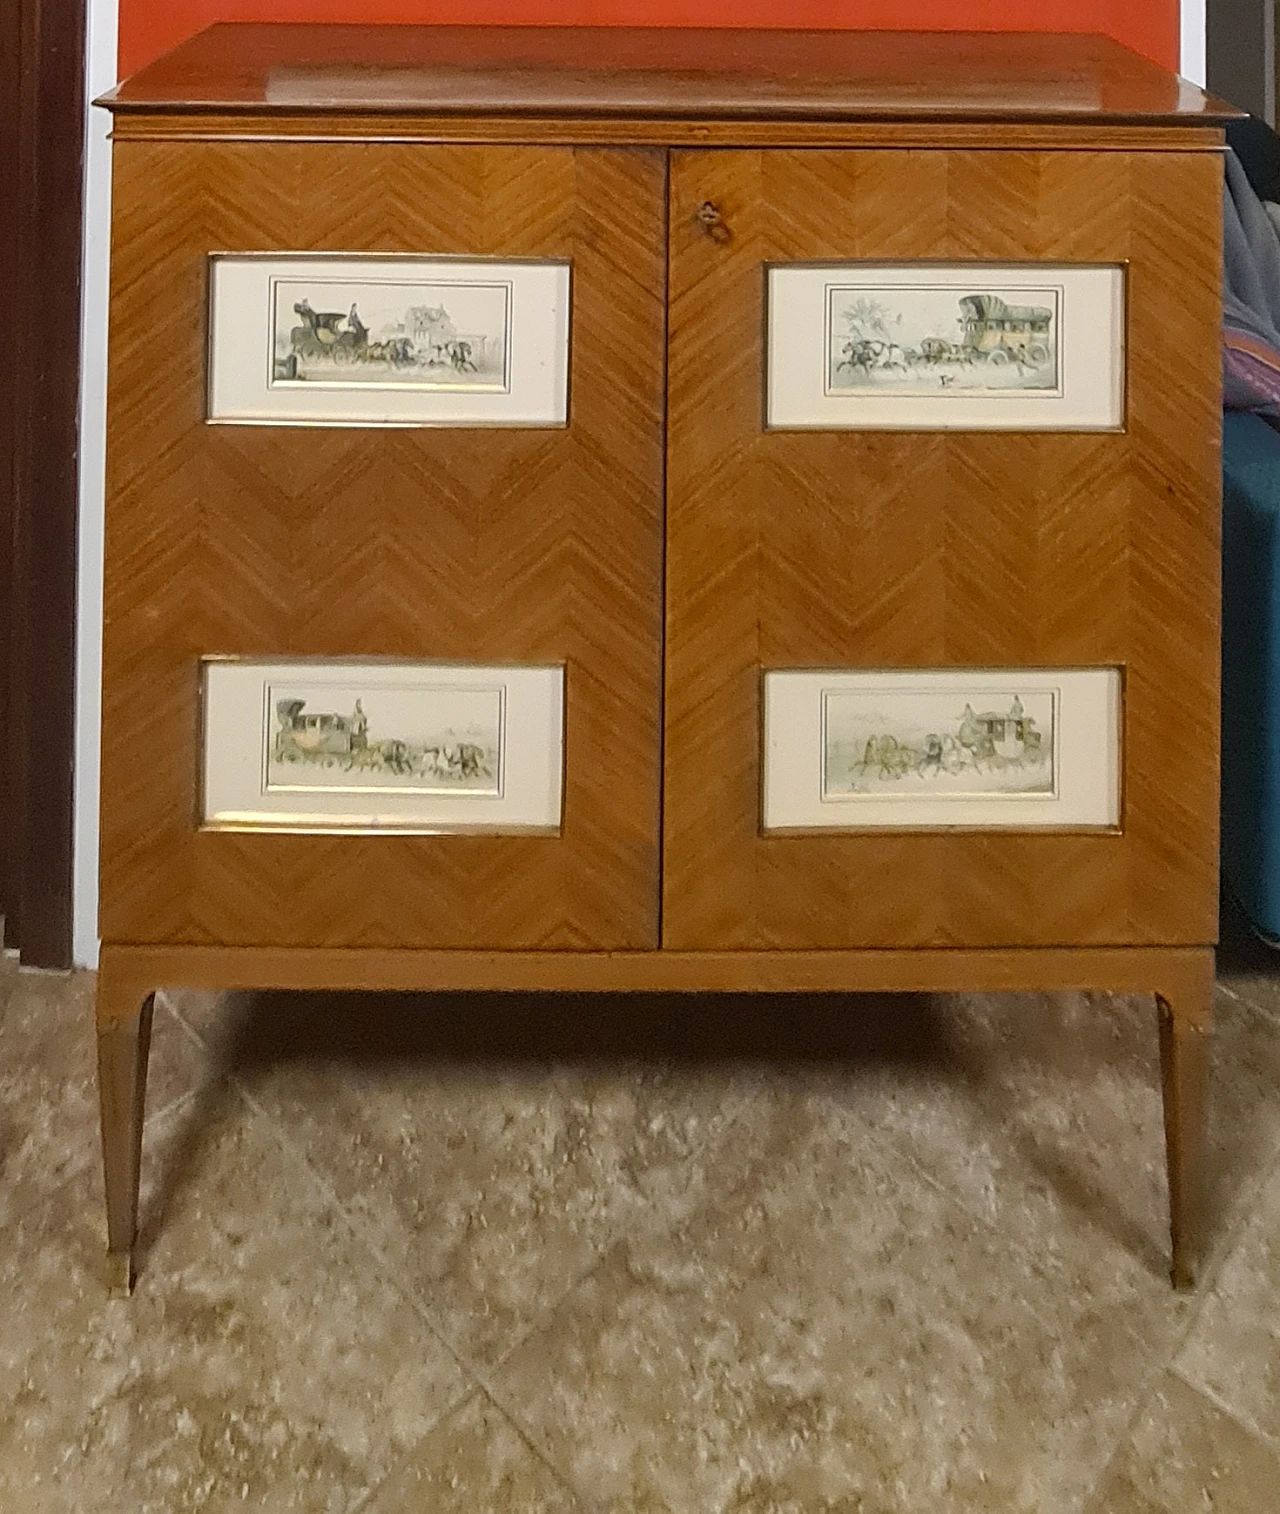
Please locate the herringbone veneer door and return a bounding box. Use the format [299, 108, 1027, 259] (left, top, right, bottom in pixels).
[664, 148, 1222, 950]
[102, 143, 666, 949]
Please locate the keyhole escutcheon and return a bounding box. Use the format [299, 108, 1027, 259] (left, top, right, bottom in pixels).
[696, 201, 732, 244]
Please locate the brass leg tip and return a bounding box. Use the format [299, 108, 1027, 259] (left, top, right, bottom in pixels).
[106, 1250, 135, 1296]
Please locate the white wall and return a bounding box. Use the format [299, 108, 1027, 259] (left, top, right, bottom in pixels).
[64, 0, 1217, 965]
[73, 0, 117, 967]
[1183, 0, 1207, 83]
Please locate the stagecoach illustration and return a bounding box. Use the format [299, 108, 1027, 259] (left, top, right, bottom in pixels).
[956, 294, 1053, 366]
[963, 696, 1045, 762]
[853, 696, 1046, 785]
[274, 698, 366, 758]
[830, 286, 1057, 387]
[272, 697, 492, 783]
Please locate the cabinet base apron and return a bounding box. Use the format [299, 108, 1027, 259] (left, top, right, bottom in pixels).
[96, 942, 1214, 1294]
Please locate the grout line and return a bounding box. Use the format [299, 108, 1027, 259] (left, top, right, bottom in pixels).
[223, 1058, 743, 1508]
[1019, 1101, 1280, 1512]
[145, 993, 223, 1121]
[196, 1070, 493, 1469]
[1074, 1353, 1188, 1514]
[69, 979, 581, 1511]
[141, 1086, 202, 1144]
[224, 1065, 485, 1364]
[870, 1050, 1277, 1512]
[461, 1249, 622, 1511]
[155, 988, 625, 1359]
[392, 1093, 820, 1507]
[1141, 1142, 1280, 1421]
[470, 1375, 598, 1510]
[152, 986, 200, 1037]
[890, 988, 1280, 1310]
[1195, 1150, 1280, 1297]
[144, 981, 1280, 1513]
[1180, 994, 1280, 1304]
[253, 1084, 607, 1512]
[153, 986, 221, 1057]
[1169, 1365, 1280, 1455]
[145, 991, 491, 1396]
[11, 960, 1270, 1514]
[873, 1092, 1173, 1316]
[1215, 974, 1280, 1029]
[341, 1380, 484, 1514]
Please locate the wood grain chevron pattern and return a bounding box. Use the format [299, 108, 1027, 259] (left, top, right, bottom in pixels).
[663, 148, 1222, 952]
[101, 142, 666, 950]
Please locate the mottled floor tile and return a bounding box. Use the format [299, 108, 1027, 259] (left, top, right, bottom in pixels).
[1220, 967, 1280, 1029]
[0, 1092, 470, 1514]
[162, 987, 235, 1057]
[167, 988, 792, 1368]
[1084, 1372, 1280, 1514]
[1172, 1154, 1280, 1442]
[43, 973, 1275, 1514]
[0, 972, 209, 1229]
[491, 1112, 1172, 1514]
[802, 987, 1280, 1289]
[1215, 891, 1280, 1015]
[359, 1391, 580, 1513]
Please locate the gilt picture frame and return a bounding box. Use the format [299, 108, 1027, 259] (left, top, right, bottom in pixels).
[762, 667, 1122, 830]
[207, 254, 571, 427]
[201, 658, 565, 832]
[766, 263, 1125, 431]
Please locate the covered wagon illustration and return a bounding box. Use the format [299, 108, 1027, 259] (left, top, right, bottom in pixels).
[956, 294, 1054, 366]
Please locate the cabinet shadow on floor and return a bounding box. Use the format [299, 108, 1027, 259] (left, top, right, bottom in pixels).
[215, 985, 956, 1069]
[139, 978, 1217, 1287]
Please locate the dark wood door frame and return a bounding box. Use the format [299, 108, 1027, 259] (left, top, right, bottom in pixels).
[0, 0, 86, 967]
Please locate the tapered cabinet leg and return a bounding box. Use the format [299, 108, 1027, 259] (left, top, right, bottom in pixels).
[95, 972, 155, 1295]
[1157, 962, 1214, 1292]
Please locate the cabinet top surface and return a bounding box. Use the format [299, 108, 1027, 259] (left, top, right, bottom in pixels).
[101, 23, 1238, 125]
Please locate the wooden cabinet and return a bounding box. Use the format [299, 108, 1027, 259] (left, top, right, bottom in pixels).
[95, 24, 1234, 1292]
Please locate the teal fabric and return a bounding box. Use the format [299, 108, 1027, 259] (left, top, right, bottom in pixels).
[1222, 411, 1280, 938]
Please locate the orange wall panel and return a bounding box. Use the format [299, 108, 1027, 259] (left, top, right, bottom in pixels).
[119, 2, 1181, 81]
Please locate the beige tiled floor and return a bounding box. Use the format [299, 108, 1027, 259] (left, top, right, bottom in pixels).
[3, 919, 1280, 1512]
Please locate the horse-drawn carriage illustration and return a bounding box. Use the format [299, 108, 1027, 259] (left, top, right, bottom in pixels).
[956, 294, 1053, 367]
[827, 692, 1053, 797]
[284, 299, 484, 377]
[272, 280, 509, 388]
[288, 300, 370, 366]
[272, 697, 495, 786]
[829, 284, 1058, 390]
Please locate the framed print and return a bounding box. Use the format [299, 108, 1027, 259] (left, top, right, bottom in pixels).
[762, 667, 1121, 830]
[207, 255, 571, 426]
[766, 263, 1125, 431]
[201, 659, 564, 832]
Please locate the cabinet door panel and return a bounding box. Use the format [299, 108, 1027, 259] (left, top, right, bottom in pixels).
[102, 143, 666, 950]
[664, 148, 1221, 950]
